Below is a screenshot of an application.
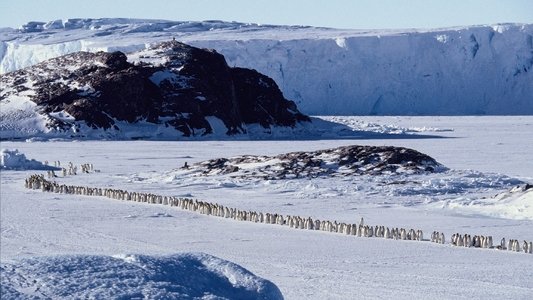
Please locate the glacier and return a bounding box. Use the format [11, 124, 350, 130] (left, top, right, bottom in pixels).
[1, 19, 532, 115]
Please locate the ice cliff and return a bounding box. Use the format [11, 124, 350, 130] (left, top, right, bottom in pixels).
[1, 19, 532, 115]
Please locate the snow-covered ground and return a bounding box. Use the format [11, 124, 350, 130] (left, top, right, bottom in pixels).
[1, 253, 282, 299]
[1, 19, 532, 115]
[1, 116, 532, 299]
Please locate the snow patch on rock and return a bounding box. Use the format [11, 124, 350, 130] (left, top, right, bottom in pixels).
[149, 70, 179, 85]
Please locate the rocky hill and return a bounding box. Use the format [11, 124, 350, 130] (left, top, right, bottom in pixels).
[0, 40, 309, 139]
[179, 145, 447, 180]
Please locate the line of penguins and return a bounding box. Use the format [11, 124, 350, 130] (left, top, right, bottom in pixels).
[431, 231, 532, 253]
[24, 173, 533, 254]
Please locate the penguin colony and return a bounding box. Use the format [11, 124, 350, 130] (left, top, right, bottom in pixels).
[24, 171, 533, 254]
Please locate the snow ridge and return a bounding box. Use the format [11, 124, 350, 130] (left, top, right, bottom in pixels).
[0, 253, 283, 299]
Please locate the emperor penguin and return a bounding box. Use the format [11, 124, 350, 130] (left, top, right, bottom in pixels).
[457, 236, 464, 247]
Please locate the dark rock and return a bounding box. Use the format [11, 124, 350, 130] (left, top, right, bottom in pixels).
[99, 51, 129, 70]
[191, 145, 446, 179]
[0, 40, 310, 138]
[231, 67, 310, 127]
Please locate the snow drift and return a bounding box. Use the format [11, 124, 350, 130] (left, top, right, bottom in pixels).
[1, 19, 532, 115]
[0, 253, 283, 299]
[443, 184, 533, 220]
[0, 148, 58, 170]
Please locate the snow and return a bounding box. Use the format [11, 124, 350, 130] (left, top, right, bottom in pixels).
[440, 185, 533, 220]
[319, 116, 454, 134]
[0, 149, 58, 170]
[2, 95, 451, 139]
[1, 116, 532, 299]
[0, 95, 50, 138]
[1, 253, 283, 299]
[334, 37, 348, 49]
[205, 116, 230, 137]
[1, 19, 532, 115]
[149, 70, 179, 85]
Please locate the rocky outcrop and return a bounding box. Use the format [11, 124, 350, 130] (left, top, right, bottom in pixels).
[0, 40, 309, 138]
[184, 145, 446, 179]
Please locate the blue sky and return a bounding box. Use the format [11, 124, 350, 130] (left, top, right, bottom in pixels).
[1, 0, 531, 29]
